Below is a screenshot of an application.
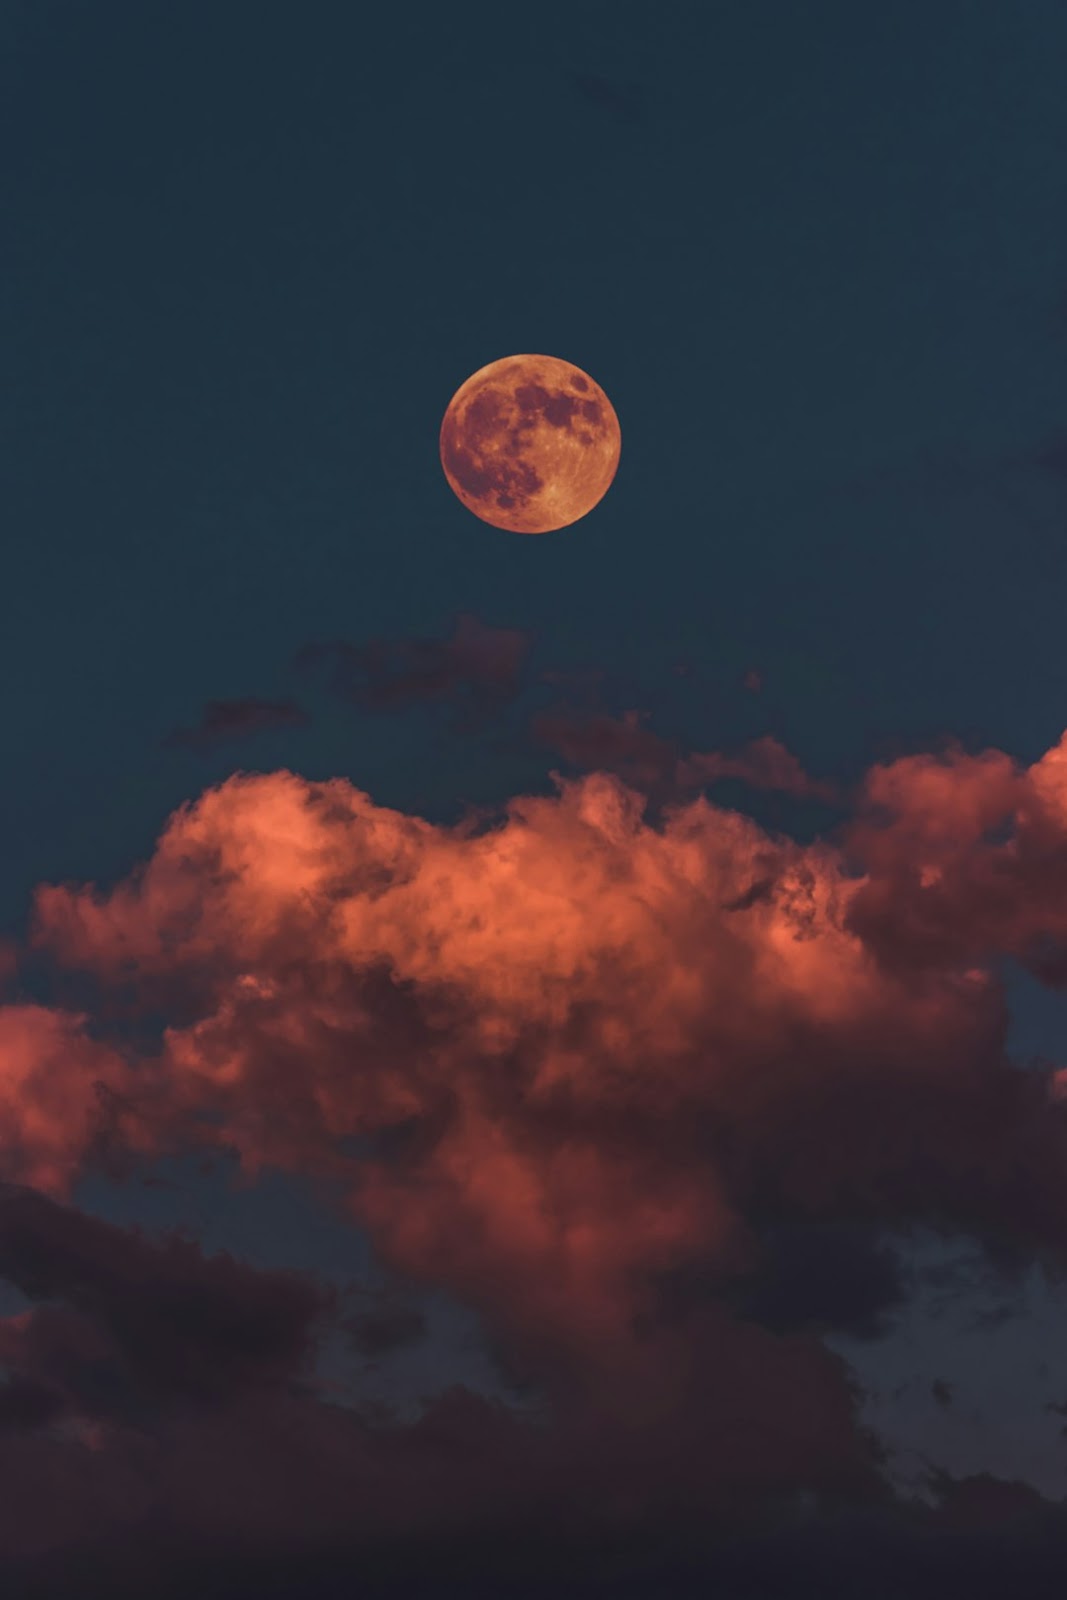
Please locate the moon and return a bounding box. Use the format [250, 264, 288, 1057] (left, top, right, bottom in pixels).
[439, 354, 621, 534]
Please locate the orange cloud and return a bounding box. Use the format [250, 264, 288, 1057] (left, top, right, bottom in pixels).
[844, 736, 1067, 979]
[8, 734, 1067, 1577]
[22, 735, 1067, 1373]
[0, 1006, 141, 1197]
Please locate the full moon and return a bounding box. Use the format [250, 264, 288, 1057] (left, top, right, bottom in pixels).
[439, 354, 621, 534]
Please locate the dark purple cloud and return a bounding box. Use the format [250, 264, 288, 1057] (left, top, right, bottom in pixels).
[0, 1184, 333, 1409]
[343, 1294, 427, 1361]
[531, 706, 680, 791]
[165, 698, 310, 751]
[297, 613, 531, 730]
[932, 1377, 954, 1407]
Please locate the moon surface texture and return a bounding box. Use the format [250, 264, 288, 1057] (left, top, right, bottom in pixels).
[439, 355, 621, 534]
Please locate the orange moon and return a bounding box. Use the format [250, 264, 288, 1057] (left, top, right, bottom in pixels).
[439, 354, 621, 534]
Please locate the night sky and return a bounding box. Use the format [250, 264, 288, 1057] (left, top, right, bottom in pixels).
[4, 2, 1067, 1594]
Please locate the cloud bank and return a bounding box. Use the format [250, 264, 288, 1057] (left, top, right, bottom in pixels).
[5, 728, 1067, 1588]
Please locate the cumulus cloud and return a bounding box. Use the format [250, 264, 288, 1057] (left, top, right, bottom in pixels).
[0, 1007, 141, 1196]
[25, 739, 1067, 1317]
[6, 727, 1067, 1584]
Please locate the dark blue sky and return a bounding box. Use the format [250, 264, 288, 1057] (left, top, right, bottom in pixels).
[3, 3, 1067, 1594]
[6, 0, 1065, 904]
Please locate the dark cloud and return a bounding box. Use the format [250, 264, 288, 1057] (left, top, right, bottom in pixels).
[5, 1464, 1067, 1599]
[678, 733, 839, 801]
[931, 1377, 953, 1407]
[531, 706, 679, 792]
[967, 1298, 1026, 1332]
[297, 621, 823, 810]
[164, 698, 310, 751]
[0, 1374, 65, 1432]
[533, 709, 836, 803]
[731, 1222, 907, 1342]
[0, 1184, 333, 1409]
[297, 613, 531, 730]
[922, 1467, 1050, 1531]
[646, 1221, 907, 1349]
[343, 1297, 427, 1361]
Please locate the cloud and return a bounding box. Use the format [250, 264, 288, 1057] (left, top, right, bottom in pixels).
[5, 1457, 1067, 1598]
[722, 1220, 908, 1341]
[678, 733, 839, 801]
[0, 1374, 66, 1433]
[27, 739, 1067, 1309]
[297, 613, 531, 730]
[8, 728, 1067, 1580]
[0, 1006, 140, 1196]
[0, 1184, 334, 1409]
[290, 617, 825, 814]
[164, 698, 311, 751]
[531, 707, 679, 791]
[343, 1293, 427, 1361]
[840, 736, 1067, 988]
[534, 712, 836, 802]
